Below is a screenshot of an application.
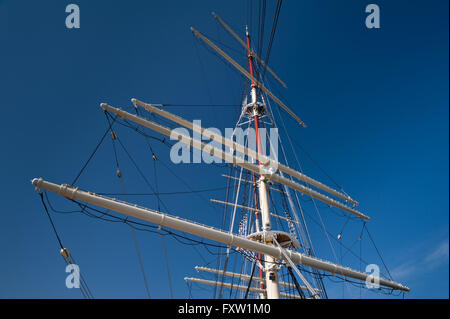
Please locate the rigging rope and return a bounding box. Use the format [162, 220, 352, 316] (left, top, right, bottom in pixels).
[257, 0, 267, 60]
[261, 0, 282, 81]
[244, 261, 257, 299]
[71, 113, 117, 185]
[129, 224, 152, 299]
[106, 125, 153, 299]
[96, 187, 228, 196]
[286, 266, 306, 299]
[214, 165, 233, 298]
[115, 108, 177, 297]
[365, 225, 394, 280]
[38, 192, 94, 298]
[161, 235, 174, 298]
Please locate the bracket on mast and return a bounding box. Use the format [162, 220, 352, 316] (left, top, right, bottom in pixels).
[243, 101, 266, 117]
[274, 237, 320, 299]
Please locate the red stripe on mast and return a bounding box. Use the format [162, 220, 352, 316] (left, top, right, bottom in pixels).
[246, 26, 256, 88]
[246, 25, 265, 291]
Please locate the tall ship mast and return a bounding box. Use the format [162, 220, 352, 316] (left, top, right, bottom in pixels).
[31, 10, 409, 299]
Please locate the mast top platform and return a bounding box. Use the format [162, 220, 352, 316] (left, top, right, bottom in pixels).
[247, 230, 301, 249]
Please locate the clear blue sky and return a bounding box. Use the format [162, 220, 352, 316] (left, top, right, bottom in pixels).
[0, 0, 448, 299]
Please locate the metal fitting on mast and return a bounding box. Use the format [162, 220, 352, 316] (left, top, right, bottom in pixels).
[243, 101, 265, 117]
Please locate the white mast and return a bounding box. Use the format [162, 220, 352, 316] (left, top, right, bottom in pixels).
[243, 24, 281, 299]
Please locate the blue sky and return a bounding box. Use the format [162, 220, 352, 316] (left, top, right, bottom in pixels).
[0, 0, 448, 299]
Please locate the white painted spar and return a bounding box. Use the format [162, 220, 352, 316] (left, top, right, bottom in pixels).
[31, 177, 409, 292]
[133, 98, 358, 206]
[194, 266, 311, 290]
[184, 277, 301, 299]
[101, 104, 368, 220]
